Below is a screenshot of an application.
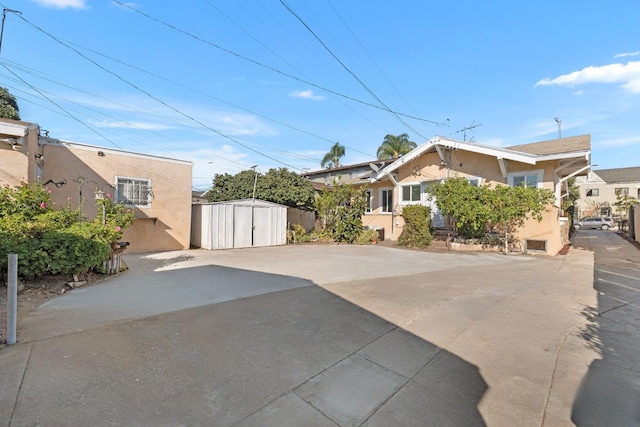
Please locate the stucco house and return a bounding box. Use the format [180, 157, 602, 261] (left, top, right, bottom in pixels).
[361, 134, 591, 255]
[303, 159, 393, 187]
[574, 167, 640, 218]
[0, 118, 193, 253]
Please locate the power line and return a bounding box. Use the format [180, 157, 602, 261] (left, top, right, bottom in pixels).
[279, 0, 430, 141]
[111, 0, 445, 126]
[324, 0, 420, 117]
[0, 62, 122, 148]
[14, 13, 306, 172]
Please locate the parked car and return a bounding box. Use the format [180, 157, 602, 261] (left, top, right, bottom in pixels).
[574, 217, 615, 230]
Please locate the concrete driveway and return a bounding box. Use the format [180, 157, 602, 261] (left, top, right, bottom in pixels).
[1, 244, 598, 426]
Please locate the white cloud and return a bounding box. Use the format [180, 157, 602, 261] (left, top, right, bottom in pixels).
[289, 90, 326, 101]
[598, 136, 640, 147]
[30, 0, 88, 9]
[159, 146, 251, 189]
[535, 61, 640, 94]
[615, 51, 640, 58]
[90, 120, 173, 131]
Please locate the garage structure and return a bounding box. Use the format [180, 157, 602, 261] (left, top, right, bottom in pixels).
[191, 199, 287, 250]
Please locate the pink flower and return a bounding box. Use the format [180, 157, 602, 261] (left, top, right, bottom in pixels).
[107, 193, 112, 198]
[67, 197, 72, 201]
[115, 226, 121, 232]
[40, 202, 47, 209]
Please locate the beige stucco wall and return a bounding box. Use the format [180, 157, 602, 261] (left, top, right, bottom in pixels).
[0, 121, 40, 186]
[362, 151, 567, 254]
[39, 141, 193, 254]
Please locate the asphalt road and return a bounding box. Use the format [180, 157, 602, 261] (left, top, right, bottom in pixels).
[0, 244, 603, 426]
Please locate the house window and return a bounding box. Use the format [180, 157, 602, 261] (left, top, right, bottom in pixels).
[115, 176, 152, 207]
[586, 189, 599, 197]
[401, 184, 421, 203]
[365, 190, 372, 213]
[615, 187, 629, 196]
[467, 177, 481, 187]
[508, 170, 543, 189]
[380, 188, 393, 213]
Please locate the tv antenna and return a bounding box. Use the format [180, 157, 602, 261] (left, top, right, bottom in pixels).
[451, 122, 482, 141]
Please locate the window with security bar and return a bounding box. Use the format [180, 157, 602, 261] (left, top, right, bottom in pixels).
[115, 177, 152, 207]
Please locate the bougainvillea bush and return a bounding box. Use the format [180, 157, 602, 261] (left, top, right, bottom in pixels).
[0, 182, 135, 280]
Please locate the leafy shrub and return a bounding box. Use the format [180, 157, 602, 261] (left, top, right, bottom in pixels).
[287, 223, 311, 243]
[0, 182, 135, 280]
[316, 184, 369, 244]
[398, 205, 432, 248]
[356, 228, 379, 245]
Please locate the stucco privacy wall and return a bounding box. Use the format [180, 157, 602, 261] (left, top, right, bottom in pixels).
[39, 140, 193, 253]
[0, 120, 39, 185]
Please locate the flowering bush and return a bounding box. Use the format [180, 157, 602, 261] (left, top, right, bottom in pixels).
[0, 181, 52, 220]
[95, 194, 136, 242]
[0, 182, 136, 279]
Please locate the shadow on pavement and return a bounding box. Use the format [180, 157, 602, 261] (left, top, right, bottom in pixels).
[3, 264, 488, 426]
[571, 232, 640, 426]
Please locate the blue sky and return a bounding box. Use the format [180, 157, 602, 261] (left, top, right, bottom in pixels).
[2, 0, 639, 189]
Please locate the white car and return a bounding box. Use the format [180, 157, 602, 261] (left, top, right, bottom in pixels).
[574, 217, 614, 230]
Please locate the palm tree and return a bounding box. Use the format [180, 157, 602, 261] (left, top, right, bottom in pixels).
[376, 133, 417, 160]
[321, 142, 345, 169]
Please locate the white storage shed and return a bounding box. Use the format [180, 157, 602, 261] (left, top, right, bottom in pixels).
[191, 199, 287, 250]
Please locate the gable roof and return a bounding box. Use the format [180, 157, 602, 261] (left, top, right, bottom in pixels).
[506, 134, 591, 156]
[303, 159, 393, 177]
[372, 135, 591, 183]
[593, 166, 640, 183]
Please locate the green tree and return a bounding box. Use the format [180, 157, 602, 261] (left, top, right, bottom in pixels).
[208, 170, 257, 202]
[561, 177, 580, 221]
[426, 178, 491, 238]
[0, 87, 20, 120]
[613, 193, 639, 219]
[208, 168, 315, 210]
[426, 178, 554, 251]
[321, 142, 345, 169]
[376, 133, 417, 160]
[315, 183, 368, 243]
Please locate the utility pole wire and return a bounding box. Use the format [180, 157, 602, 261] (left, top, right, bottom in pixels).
[111, 0, 445, 126]
[14, 13, 304, 172]
[0, 8, 20, 54]
[279, 0, 430, 141]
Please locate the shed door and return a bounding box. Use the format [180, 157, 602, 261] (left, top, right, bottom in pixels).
[253, 207, 272, 247]
[233, 206, 253, 248]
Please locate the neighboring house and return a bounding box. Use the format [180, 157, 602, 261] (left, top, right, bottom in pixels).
[574, 167, 640, 218]
[192, 189, 210, 204]
[363, 134, 591, 255]
[0, 118, 193, 254]
[303, 159, 393, 187]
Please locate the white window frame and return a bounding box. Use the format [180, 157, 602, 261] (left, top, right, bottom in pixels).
[399, 182, 422, 205]
[586, 188, 599, 197]
[467, 176, 482, 187]
[615, 187, 629, 196]
[379, 187, 393, 214]
[365, 189, 373, 214]
[115, 176, 152, 207]
[507, 169, 543, 189]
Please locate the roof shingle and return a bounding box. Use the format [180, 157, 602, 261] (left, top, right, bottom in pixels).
[506, 134, 591, 156]
[593, 166, 640, 183]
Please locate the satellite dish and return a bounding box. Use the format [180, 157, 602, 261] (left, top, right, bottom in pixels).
[369, 163, 379, 172]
